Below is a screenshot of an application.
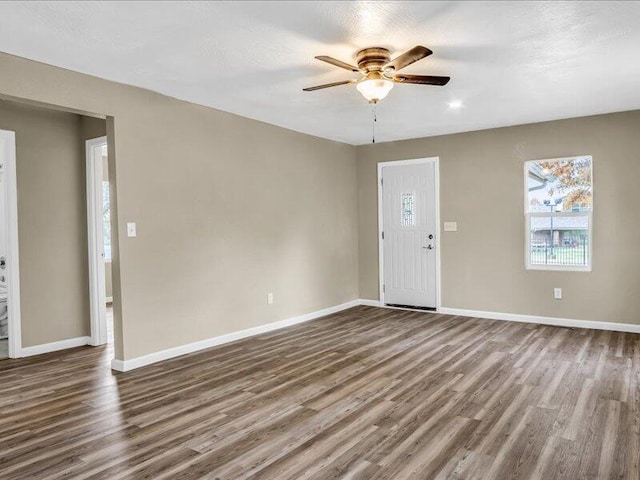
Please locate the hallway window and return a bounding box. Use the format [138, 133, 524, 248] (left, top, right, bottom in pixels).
[103, 181, 111, 261]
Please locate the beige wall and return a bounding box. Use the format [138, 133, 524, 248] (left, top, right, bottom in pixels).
[0, 52, 358, 360]
[80, 115, 107, 142]
[357, 110, 640, 325]
[105, 257, 112, 299]
[0, 100, 90, 346]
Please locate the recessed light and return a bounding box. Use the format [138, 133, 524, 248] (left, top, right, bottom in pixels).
[448, 100, 463, 109]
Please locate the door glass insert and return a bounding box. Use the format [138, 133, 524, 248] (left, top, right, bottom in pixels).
[401, 193, 415, 227]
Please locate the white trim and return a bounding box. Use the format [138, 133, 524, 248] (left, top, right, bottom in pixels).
[524, 155, 593, 272]
[439, 307, 640, 334]
[358, 299, 381, 307]
[20, 336, 91, 357]
[111, 300, 361, 372]
[435, 159, 442, 309]
[86, 137, 108, 346]
[377, 156, 441, 309]
[105, 296, 113, 304]
[110, 359, 127, 371]
[0, 129, 22, 358]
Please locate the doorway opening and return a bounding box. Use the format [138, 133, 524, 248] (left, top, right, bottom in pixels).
[0, 98, 116, 361]
[378, 157, 441, 310]
[86, 136, 112, 347]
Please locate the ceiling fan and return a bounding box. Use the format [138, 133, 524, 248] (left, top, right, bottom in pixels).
[303, 46, 450, 103]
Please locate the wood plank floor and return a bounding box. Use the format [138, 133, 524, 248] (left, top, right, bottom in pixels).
[1, 306, 639, 479]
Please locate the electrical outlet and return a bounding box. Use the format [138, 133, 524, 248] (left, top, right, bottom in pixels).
[267, 292, 274, 305]
[127, 222, 137, 237]
[554, 288, 562, 300]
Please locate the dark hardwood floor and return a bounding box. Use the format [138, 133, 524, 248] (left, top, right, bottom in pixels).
[1, 306, 639, 479]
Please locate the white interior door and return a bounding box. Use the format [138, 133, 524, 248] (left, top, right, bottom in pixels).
[382, 161, 437, 308]
[0, 143, 7, 345]
[86, 137, 108, 346]
[0, 129, 21, 358]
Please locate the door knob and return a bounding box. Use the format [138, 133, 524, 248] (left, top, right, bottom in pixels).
[422, 245, 434, 250]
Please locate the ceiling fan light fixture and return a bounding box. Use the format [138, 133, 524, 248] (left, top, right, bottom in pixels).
[356, 73, 394, 103]
[304, 46, 449, 103]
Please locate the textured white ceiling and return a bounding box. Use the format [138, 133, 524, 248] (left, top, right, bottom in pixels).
[0, 1, 639, 145]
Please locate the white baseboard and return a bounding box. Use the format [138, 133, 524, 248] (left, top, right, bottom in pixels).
[438, 307, 640, 334]
[20, 336, 91, 357]
[110, 359, 126, 371]
[111, 299, 362, 372]
[358, 299, 381, 307]
[110, 299, 640, 372]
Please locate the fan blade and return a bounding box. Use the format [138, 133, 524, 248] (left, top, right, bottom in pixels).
[315, 56, 360, 72]
[303, 79, 357, 91]
[384, 46, 432, 72]
[393, 74, 450, 86]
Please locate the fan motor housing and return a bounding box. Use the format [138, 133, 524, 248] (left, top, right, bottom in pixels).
[356, 47, 391, 72]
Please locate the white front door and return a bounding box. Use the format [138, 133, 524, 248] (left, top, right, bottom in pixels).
[381, 161, 438, 308]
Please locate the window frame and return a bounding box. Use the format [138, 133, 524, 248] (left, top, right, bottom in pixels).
[524, 156, 593, 272]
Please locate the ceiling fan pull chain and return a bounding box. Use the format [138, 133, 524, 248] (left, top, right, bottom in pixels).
[372, 103, 377, 144]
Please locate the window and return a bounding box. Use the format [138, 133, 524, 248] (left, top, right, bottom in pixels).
[401, 193, 416, 226]
[525, 156, 592, 271]
[103, 181, 112, 262]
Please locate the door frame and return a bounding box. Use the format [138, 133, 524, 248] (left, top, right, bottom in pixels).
[0, 129, 22, 358]
[377, 157, 441, 310]
[86, 136, 108, 346]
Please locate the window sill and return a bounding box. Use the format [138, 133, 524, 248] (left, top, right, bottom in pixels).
[526, 265, 591, 272]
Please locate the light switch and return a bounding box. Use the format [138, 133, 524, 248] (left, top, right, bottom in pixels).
[444, 222, 458, 232]
[127, 222, 137, 238]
